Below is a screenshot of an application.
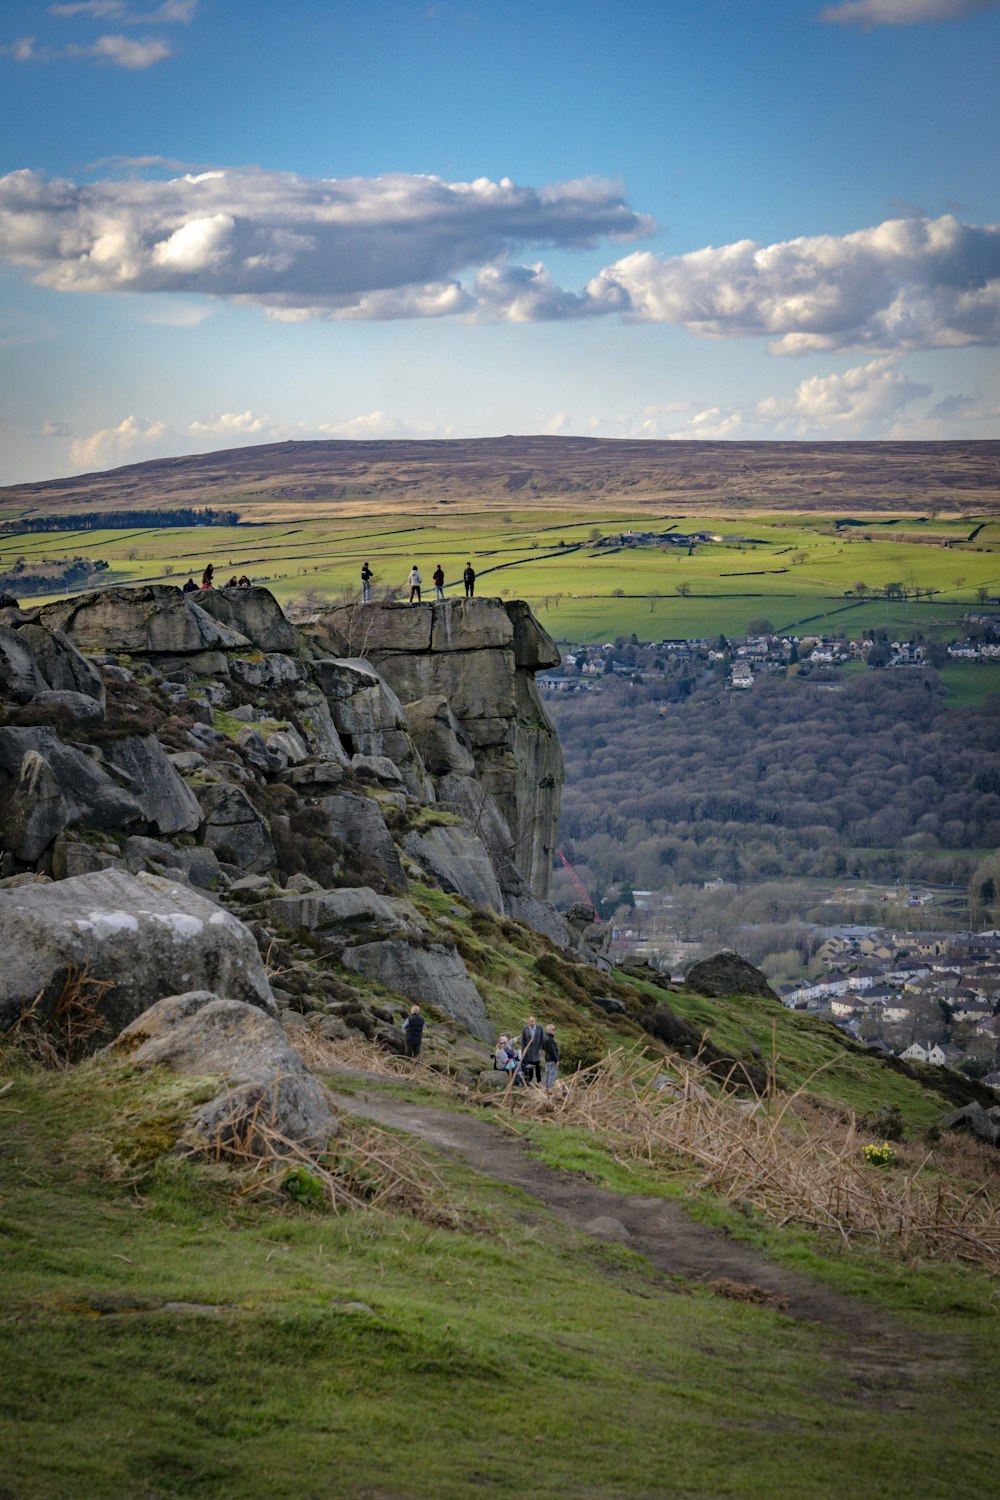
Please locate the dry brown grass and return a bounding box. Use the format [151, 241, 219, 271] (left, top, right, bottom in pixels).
[5, 966, 112, 1066]
[488, 1047, 1000, 1271]
[201, 1071, 461, 1228]
[284, 1023, 458, 1094]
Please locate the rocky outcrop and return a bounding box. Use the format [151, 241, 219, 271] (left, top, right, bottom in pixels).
[109, 990, 336, 1151]
[41, 585, 250, 658]
[684, 952, 780, 1002]
[1, 581, 587, 1051]
[0, 869, 275, 1041]
[311, 599, 562, 899]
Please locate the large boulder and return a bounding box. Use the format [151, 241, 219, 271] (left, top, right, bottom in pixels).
[102, 735, 203, 835]
[322, 792, 405, 891]
[505, 600, 560, 670]
[108, 991, 336, 1152]
[429, 599, 513, 652]
[263, 886, 425, 941]
[0, 870, 275, 1040]
[340, 938, 492, 1042]
[0, 625, 48, 703]
[684, 951, 779, 1002]
[403, 825, 503, 913]
[939, 1102, 1000, 1148]
[13, 621, 105, 702]
[0, 727, 143, 862]
[40, 586, 250, 657]
[196, 784, 275, 874]
[194, 586, 297, 652]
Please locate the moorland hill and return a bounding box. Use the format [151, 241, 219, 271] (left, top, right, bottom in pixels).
[4, 435, 1000, 521]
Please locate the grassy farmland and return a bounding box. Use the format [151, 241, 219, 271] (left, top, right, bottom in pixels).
[2, 508, 999, 642]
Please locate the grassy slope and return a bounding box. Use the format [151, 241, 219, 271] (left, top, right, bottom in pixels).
[2, 1051, 999, 1500]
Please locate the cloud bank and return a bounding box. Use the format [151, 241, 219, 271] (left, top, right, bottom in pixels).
[668, 358, 931, 440]
[0, 167, 998, 352]
[67, 408, 437, 470]
[0, 167, 652, 320]
[819, 0, 999, 26]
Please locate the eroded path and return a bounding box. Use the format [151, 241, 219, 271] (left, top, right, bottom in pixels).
[330, 1084, 942, 1388]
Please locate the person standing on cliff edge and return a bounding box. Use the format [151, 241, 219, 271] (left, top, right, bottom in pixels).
[408, 564, 422, 604]
[463, 561, 475, 598]
[361, 561, 373, 603]
[433, 563, 445, 601]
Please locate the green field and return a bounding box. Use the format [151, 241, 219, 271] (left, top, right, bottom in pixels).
[3, 509, 999, 642]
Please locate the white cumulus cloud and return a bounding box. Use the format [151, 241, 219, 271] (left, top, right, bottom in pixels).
[667, 358, 931, 439]
[819, 0, 998, 26]
[69, 414, 174, 469]
[0, 166, 651, 321]
[595, 215, 1000, 353]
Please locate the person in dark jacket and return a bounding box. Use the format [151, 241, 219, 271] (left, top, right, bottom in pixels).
[361, 561, 373, 603]
[182, 577, 198, 593]
[433, 564, 445, 601]
[463, 562, 475, 598]
[402, 1005, 425, 1059]
[520, 1015, 544, 1084]
[542, 1023, 560, 1091]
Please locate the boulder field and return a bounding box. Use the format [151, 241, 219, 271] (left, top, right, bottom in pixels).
[0, 585, 580, 1061]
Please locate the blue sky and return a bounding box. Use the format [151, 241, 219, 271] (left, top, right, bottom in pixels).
[1, 0, 998, 482]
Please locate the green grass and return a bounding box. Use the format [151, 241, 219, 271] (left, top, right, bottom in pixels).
[937, 661, 1000, 706]
[2, 1052, 999, 1499]
[6, 506, 998, 643]
[615, 973, 965, 1130]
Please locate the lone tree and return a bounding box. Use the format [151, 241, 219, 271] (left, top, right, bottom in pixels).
[675, 581, 691, 597]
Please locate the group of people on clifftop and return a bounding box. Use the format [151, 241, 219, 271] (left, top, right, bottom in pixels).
[182, 565, 251, 593]
[494, 1017, 560, 1090]
[361, 560, 476, 605]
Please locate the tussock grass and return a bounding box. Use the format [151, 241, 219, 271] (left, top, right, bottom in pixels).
[492, 1046, 1000, 1270]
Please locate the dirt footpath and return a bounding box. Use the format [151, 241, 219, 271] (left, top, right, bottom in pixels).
[330, 1086, 947, 1391]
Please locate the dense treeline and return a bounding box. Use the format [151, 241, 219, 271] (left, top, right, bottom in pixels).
[0, 507, 240, 534]
[550, 672, 1000, 895]
[0, 557, 109, 597]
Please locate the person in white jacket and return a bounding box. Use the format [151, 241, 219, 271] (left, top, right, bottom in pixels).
[408, 565, 422, 604]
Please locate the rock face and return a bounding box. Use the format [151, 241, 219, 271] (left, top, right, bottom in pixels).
[109, 990, 336, 1151]
[340, 939, 493, 1042]
[0, 869, 275, 1040]
[316, 599, 562, 898]
[684, 951, 780, 1002]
